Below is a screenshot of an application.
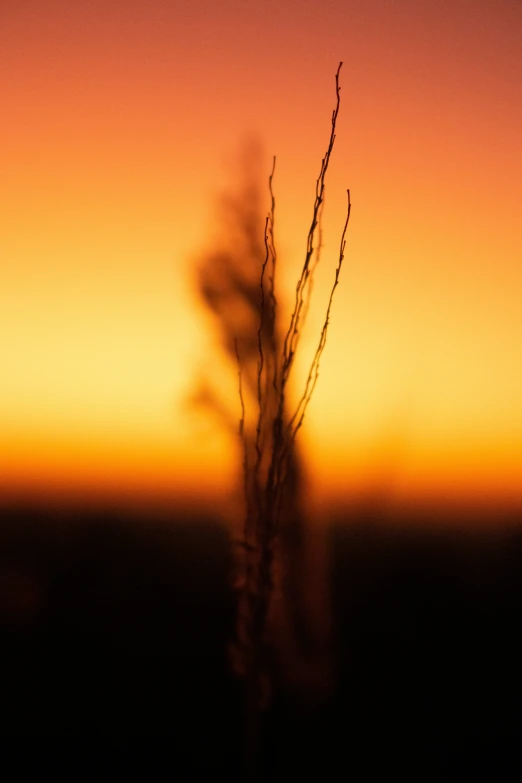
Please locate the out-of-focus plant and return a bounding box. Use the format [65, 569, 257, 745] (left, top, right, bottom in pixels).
[193, 62, 350, 780]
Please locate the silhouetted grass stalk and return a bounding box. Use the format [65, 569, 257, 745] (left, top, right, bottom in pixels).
[232, 62, 351, 780]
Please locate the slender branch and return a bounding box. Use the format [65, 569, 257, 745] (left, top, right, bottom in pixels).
[234, 337, 252, 543]
[281, 61, 343, 387]
[288, 189, 351, 440]
[300, 190, 325, 335]
[252, 214, 271, 516]
[267, 158, 280, 399]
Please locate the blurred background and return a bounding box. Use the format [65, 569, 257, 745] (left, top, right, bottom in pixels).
[2, 0, 521, 513]
[1, 1, 522, 776]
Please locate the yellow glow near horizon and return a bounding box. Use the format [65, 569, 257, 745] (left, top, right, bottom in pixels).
[1, 1, 521, 513]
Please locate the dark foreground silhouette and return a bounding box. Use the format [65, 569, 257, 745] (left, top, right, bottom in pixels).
[1, 500, 521, 780]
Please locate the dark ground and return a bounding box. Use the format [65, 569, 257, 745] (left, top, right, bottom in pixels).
[1, 500, 522, 780]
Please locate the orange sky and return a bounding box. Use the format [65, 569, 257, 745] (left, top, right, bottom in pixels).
[1, 0, 521, 512]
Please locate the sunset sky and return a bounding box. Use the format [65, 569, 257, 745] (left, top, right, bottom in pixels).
[1, 0, 521, 512]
